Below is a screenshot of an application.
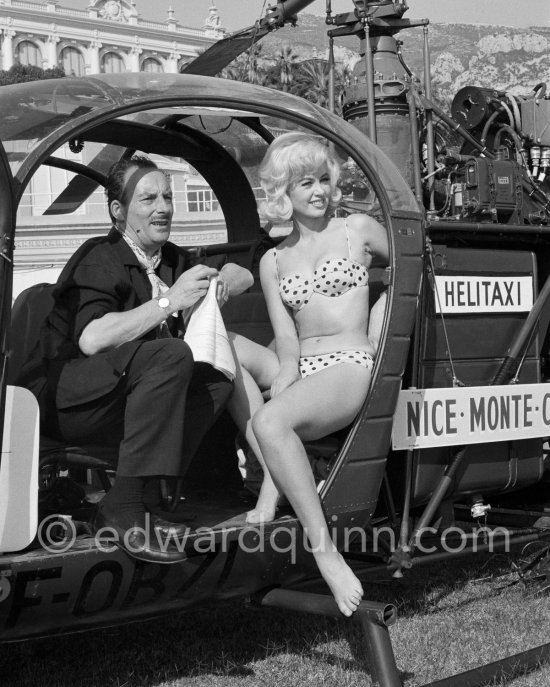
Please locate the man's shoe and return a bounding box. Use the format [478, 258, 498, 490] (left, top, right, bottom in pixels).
[153, 515, 194, 540]
[92, 506, 187, 564]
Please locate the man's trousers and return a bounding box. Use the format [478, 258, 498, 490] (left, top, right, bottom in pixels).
[44, 338, 233, 478]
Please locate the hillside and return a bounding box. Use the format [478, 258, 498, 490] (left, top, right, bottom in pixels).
[258, 14, 550, 104]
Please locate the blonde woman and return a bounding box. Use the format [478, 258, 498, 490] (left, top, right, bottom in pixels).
[229, 132, 388, 615]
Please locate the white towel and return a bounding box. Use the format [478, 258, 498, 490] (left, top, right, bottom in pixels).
[184, 277, 236, 381]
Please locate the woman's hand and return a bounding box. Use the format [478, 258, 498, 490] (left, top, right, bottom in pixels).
[270, 365, 300, 397]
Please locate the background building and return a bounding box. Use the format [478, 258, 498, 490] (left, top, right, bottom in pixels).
[0, 0, 228, 295]
[0, 0, 225, 76]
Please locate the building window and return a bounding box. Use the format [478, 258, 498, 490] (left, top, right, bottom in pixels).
[142, 57, 163, 73]
[101, 51, 125, 73]
[186, 187, 219, 213]
[15, 41, 42, 67]
[60, 47, 84, 77]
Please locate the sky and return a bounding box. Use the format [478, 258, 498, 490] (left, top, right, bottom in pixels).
[68, 1, 550, 32]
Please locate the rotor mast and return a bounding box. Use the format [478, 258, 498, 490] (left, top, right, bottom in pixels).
[263, 2, 434, 193]
[328, 2, 430, 189]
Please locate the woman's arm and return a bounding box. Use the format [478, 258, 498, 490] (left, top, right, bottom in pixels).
[348, 213, 389, 267]
[217, 262, 254, 305]
[259, 250, 301, 395]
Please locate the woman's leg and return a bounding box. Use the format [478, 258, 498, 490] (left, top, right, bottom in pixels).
[227, 333, 281, 522]
[251, 363, 372, 616]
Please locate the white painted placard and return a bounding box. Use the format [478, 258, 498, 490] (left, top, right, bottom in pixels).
[392, 383, 550, 450]
[434, 275, 533, 314]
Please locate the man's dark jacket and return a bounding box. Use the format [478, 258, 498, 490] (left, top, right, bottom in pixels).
[18, 228, 191, 415]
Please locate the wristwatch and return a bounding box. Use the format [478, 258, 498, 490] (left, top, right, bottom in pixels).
[155, 295, 172, 317]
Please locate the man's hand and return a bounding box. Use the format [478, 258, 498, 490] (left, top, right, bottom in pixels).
[166, 265, 218, 311]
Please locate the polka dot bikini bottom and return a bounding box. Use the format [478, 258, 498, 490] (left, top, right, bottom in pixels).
[298, 350, 374, 378]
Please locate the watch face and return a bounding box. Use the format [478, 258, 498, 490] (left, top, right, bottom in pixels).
[158, 297, 170, 309]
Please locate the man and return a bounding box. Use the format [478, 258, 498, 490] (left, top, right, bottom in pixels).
[19, 156, 253, 563]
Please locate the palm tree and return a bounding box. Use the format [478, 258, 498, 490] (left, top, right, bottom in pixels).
[219, 61, 244, 81]
[245, 43, 265, 85]
[297, 59, 331, 108]
[274, 45, 300, 92]
[218, 44, 268, 86]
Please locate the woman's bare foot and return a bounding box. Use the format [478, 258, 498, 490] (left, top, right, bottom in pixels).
[315, 551, 364, 617]
[245, 476, 279, 524]
[246, 506, 276, 524]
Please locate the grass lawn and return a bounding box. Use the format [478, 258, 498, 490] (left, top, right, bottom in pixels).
[1, 549, 549, 686]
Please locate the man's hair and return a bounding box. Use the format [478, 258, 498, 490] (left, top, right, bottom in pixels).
[105, 155, 159, 222]
[259, 132, 342, 223]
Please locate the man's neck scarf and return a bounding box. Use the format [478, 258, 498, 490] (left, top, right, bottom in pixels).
[117, 228, 174, 336]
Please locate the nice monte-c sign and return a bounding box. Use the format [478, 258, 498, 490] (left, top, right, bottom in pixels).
[392, 384, 550, 450]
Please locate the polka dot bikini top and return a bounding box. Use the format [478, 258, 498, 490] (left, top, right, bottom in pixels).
[275, 219, 369, 311]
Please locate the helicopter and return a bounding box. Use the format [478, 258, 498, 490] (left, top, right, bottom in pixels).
[0, 2, 549, 685]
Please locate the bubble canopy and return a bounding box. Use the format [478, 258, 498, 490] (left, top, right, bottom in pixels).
[0, 72, 419, 217]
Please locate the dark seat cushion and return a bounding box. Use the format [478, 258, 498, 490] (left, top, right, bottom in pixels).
[222, 291, 273, 347]
[8, 283, 55, 386]
[9, 283, 119, 476]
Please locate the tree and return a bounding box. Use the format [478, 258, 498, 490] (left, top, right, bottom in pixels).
[272, 45, 300, 92]
[289, 59, 351, 113]
[219, 44, 352, 113]
[295, 59, 331, 108]
[219, 44, 269, 86]
[0, 63, 65, 86]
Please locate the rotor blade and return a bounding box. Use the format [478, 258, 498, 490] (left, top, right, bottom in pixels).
[43, 145, 122, 215]
[181, 0, 320, 77]
[181, 24, 270, 77]
[43, 175, 100, 215]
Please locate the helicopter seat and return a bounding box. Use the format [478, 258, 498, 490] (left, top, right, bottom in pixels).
[221, 291, 273, 347]
[9, 283, 116, 502]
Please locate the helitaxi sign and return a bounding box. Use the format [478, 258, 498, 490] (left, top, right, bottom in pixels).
[434, 275, 533, 313]
[392, 384, 550, 450]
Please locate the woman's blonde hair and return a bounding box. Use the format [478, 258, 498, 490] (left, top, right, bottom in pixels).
[259, 132, 342, 222]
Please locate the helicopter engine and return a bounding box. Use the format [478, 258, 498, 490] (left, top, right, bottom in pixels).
[337, 1, 550, 225]
[445, 85, 550, 224]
